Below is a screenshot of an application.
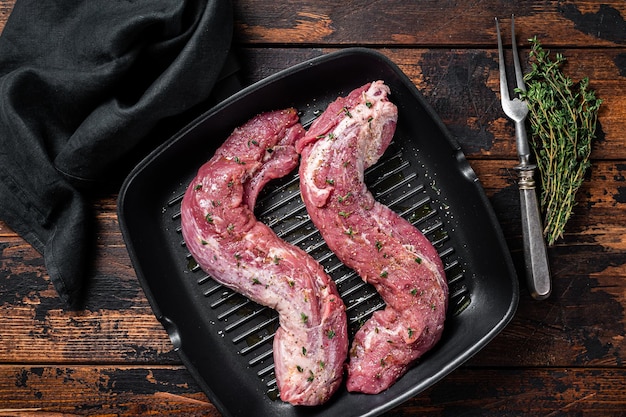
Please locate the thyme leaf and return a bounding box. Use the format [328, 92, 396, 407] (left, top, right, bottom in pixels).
[519, 37, 602, 246]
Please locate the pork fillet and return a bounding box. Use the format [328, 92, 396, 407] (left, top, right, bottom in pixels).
[181, 108, 348, 406]
[297, 82, 448, 394]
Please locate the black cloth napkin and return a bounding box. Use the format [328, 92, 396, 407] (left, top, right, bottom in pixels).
[0, 0, 234, 308]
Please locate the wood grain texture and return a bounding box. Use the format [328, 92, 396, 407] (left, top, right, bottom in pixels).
[1, 0, 626, 415]
[0, 0, 12, 33]
[232, 1, 626, 48]
[2, 366, 625, 416]
[0, 365, 219, 416]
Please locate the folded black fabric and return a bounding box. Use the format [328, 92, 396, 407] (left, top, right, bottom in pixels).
[0, 0, 233, 307]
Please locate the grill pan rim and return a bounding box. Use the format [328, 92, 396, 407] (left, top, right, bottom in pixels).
[118, 47, 519, 417]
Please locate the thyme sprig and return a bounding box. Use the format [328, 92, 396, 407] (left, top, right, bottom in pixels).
[519, 37, 602, 246]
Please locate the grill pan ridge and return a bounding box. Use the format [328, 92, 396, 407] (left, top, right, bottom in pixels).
[118, 48, 519, 417]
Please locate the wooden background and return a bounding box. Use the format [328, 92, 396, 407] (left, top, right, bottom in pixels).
[1, 1, 626, 416]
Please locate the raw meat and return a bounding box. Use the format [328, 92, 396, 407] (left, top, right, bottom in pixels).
[297, 81, 448, 394]
[180, 108, 348, 406]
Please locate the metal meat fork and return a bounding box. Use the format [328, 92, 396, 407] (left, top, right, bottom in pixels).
[496, 15, 551, 300]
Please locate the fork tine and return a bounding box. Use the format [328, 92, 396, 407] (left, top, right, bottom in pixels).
[495, 17, 510, 102]
[510, 14, 526, 93]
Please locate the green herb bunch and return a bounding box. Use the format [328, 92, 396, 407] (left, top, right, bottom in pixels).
[519, 37, 602, 246]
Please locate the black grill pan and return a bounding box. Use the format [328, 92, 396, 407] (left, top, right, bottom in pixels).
[118, 48, 519, 417]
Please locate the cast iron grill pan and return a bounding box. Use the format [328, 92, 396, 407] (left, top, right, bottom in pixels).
[118, 48, 519, 417]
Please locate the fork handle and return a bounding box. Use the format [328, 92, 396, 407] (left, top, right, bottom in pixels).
[517, 165, 552, 300]
[516, 120, 531, 164]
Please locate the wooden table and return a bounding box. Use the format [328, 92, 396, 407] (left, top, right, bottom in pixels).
[2, 1, 626, 415]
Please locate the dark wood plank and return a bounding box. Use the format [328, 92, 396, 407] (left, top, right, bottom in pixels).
[396, 367, 626, 417]
[2, 366, 625, 416]
[0, 232, 178, 364]
[0, 0, 13, 32]
[0, 365, 219, 416]
[232, 1, 626, 48]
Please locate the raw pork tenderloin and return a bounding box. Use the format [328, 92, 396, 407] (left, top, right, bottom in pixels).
[181, 108, 348, 406]
[296, 81, 448, 394]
